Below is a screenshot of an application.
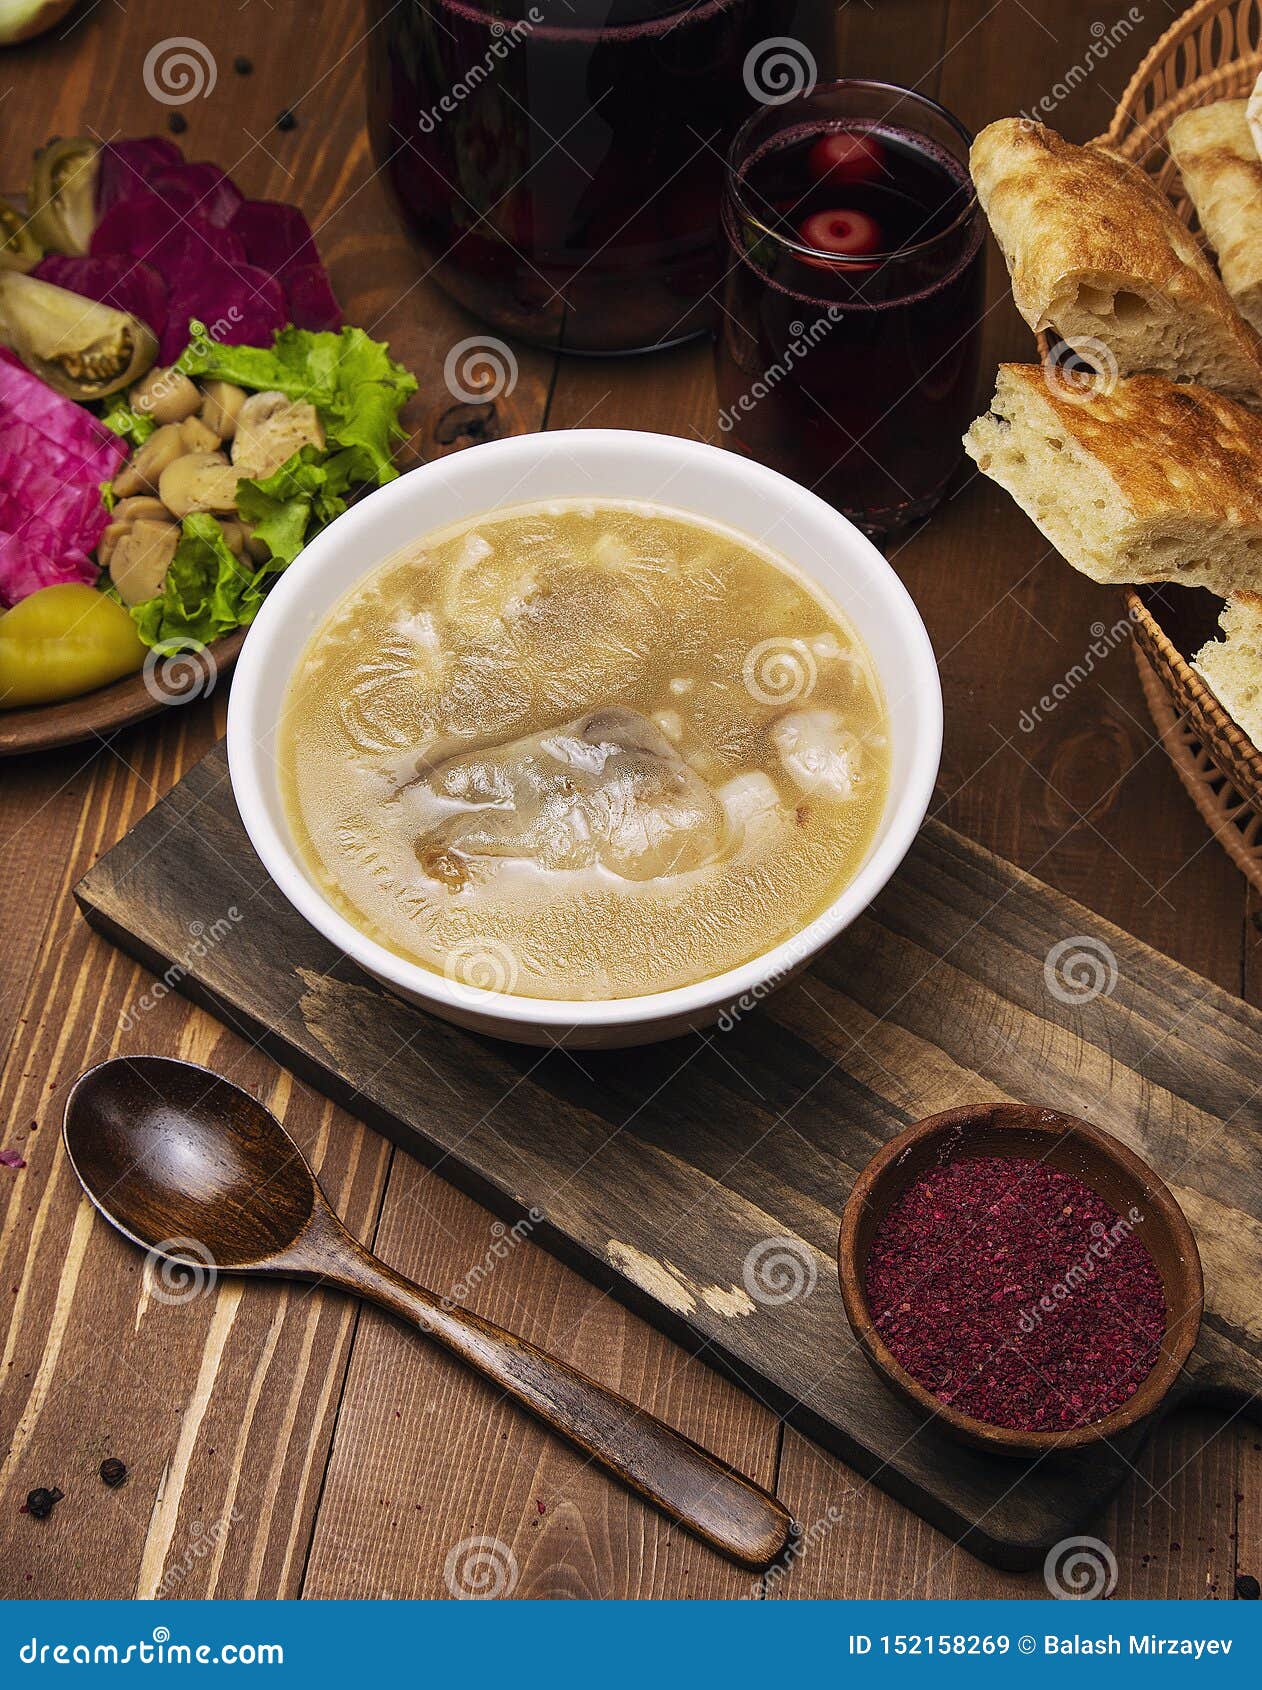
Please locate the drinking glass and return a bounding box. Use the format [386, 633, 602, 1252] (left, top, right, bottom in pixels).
[715, 80, 985, 535]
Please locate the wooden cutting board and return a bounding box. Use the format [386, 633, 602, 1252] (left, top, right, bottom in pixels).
[74, 742, 1262, 1569]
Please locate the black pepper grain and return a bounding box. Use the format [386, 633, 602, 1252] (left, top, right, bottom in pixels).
[25, 1486, 63, 1520]
[167, 113, 188, 135]
[1236, 1574, 1260, 1600]
[99, 1458, 127, 1488]
[276, 109, 297, 132]
[234, 55, 253, 75]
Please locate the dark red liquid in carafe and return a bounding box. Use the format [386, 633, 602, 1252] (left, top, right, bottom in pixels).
[366, 0, 773, 353]
[717, 119, 984, 532]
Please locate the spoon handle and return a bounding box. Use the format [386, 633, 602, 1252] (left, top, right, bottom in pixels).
[326, 1233, 793, 1571]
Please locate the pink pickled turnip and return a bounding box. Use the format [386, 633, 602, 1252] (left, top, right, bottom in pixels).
[230, 200, 320, 275]
[284, 263, 343, 331]
[147, 163, 244, 229]
[33, 254, 168, 339]
[95, 138, 184, 214]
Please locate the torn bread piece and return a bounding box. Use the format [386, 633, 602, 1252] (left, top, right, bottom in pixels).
[1194, 591, 1262, 749]
[970, 118, 1262, 409]
[964, 364, 1262, 595]
[1168, 101, 1262, 337]
[1247, 67, 1262, 158]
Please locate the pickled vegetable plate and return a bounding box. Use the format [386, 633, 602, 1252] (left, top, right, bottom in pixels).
[0, 135, 416, 753]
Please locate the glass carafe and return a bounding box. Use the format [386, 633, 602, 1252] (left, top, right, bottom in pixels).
[365, 0, 779, 353]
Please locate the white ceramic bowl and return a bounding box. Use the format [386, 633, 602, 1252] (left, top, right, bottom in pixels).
[227, 429, 942, 1047]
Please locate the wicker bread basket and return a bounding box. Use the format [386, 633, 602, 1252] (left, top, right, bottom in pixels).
[1037, 0, 1262, 883]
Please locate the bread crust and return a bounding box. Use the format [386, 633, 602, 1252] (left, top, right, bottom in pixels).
[965, 365, 1262, 597]
[990, 364, 1262, 523]
[1168, 101, 1262, 330]
[970, 118, 1262, 401]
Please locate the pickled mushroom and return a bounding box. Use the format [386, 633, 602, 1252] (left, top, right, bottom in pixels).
[200, 380, 246, 439]
[108, 495, 171, 526]
[0, 272, 156, 399]
[129, 365, 200, 425]
[97, 496, 173, 568]
[107, 518, 180, 607]
[231, 389, 325, 480]
[97, 493, 181, 603]
[112, 423, 188, 498]
[157, 452, 240, 519]
[178, 413, 222, 455]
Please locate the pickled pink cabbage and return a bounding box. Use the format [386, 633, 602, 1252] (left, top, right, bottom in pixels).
[0, 350, 126, 609]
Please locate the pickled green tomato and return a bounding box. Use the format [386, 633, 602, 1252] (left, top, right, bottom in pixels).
[0, 584, 146, 708]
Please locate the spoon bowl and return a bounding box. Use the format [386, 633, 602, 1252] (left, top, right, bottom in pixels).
[63, 1055, 792, 1570]
[64, 1057, 316, 1269]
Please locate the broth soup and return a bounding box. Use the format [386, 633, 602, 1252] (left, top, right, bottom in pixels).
[279, 501, 890, 1001]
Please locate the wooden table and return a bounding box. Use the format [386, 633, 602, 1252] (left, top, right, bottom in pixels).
[1, 0, 1257, 1601]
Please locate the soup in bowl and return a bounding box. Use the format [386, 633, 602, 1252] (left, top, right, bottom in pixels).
[228, 431, 941, 1046]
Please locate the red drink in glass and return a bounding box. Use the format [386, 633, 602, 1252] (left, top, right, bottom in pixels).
[716, 82, 984, 534]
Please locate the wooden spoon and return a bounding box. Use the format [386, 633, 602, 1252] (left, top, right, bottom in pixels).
[63, 1055, 792, 1570]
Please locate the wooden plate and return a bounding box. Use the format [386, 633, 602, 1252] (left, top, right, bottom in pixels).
[0, 627, 247, 758]
[0, 186, 246, 761]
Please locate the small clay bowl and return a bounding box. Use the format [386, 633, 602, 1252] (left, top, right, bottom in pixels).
[838, 1102, 1204, 1457]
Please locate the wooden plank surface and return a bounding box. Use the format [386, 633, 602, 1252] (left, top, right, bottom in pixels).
[1, 0, 1260, 1600]
[73, 742, 1262, 1568]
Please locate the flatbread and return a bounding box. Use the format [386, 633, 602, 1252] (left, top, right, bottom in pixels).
[1194, 591, 1262, 751]
[970, 117, 1262, 408]
[964, 364, 1262, 594]
[1168, 100, 1262, 335]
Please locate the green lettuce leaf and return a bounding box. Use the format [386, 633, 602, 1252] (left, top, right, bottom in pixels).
[100, 396, 157, 447]
[130, 513, 285, 649]
[177, 322, 417, 486]
[235, 447, 348, 569]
